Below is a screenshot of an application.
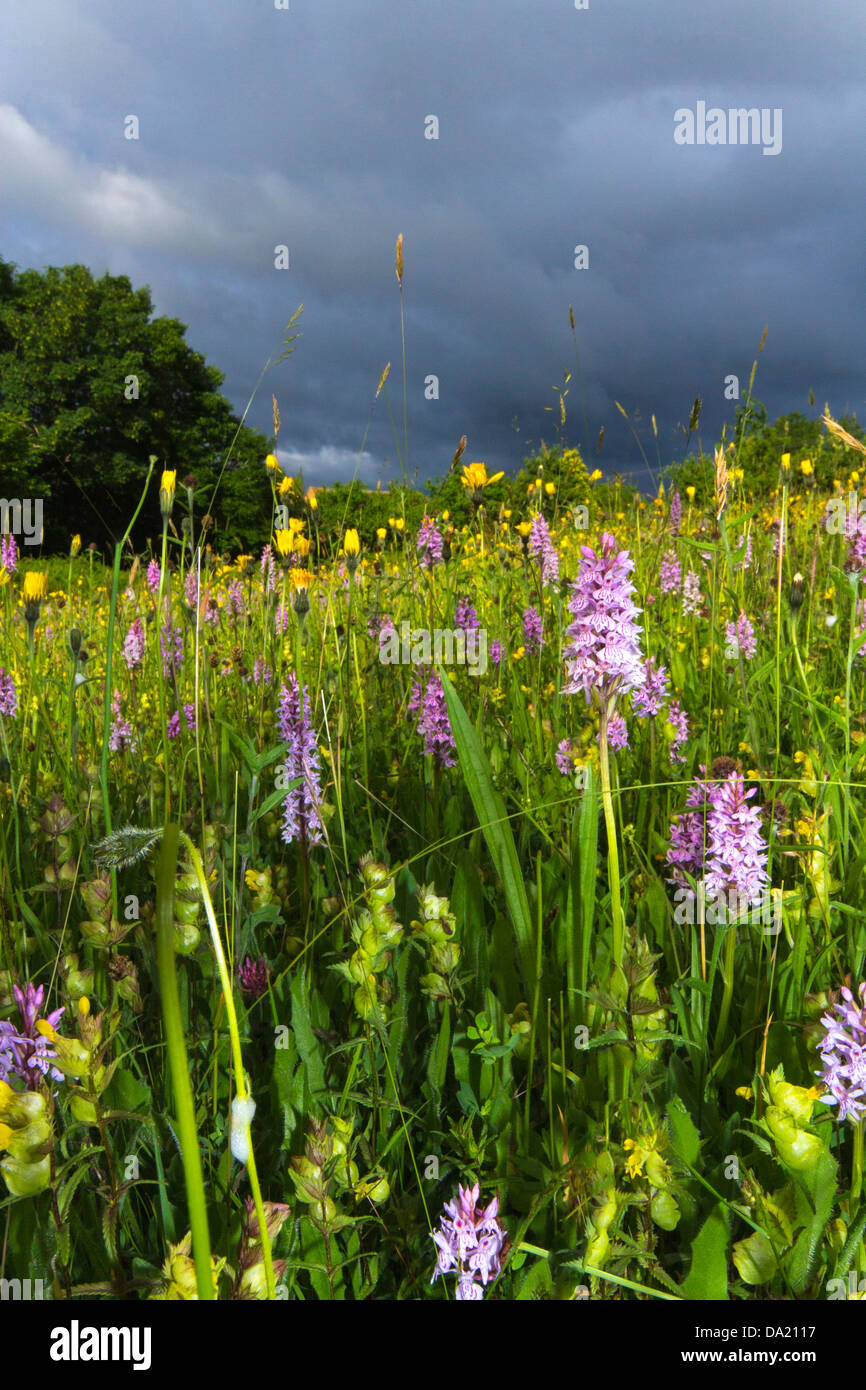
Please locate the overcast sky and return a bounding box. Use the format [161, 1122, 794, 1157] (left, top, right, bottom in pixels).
[2, 1, 864, 491]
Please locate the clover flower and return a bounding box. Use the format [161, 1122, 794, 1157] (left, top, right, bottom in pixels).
[239, 957, 271, 1003]
[430, 1183, 507, 1300]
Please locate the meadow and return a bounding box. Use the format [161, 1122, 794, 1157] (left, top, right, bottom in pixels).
[2, 423, 866, 1302]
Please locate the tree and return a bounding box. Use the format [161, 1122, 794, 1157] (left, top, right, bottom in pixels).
[0, 257, 271, 552]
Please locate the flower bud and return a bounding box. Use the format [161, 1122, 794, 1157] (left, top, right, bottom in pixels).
[159, 469, 177, 520]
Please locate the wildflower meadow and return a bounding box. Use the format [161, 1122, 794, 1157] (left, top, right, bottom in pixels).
[3, 267, 866, 1318]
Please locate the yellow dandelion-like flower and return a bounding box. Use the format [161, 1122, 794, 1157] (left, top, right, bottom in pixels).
[343, 529, 360, 556]
[278, 475, 295, 496]
[288, 517, 306, 535]
[686, 485, 696, 500]
[289, 568, 313, 592]
[22, 572, 48, 603]
[461, 461, 504, 492]
[274, 529, 292, 558]
[265, 454, 280, 471]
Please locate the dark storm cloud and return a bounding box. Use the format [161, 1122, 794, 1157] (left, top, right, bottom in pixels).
[2, 0, 864, 489]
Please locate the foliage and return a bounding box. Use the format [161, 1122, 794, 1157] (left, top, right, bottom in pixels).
[0, 258, 271, 552]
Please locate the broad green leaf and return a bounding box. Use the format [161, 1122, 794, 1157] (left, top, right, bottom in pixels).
[680, 1203, 729, 1299]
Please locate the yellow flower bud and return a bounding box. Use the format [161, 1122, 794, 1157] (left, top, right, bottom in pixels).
[159, 469, 177, 519]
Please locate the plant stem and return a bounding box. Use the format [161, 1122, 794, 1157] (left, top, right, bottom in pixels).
[155, 824, 214, 1299]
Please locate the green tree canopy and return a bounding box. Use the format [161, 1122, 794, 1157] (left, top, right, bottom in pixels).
[0, 257, 271, 552]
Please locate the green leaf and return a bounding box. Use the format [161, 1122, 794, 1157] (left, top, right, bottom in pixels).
[666, 1097, 701, 1167]
[428, 1002, 451, 1099]
[291, 973, 326, 1099]
[252, 780, 303, 826]
[833, 1201, 866, 1281]
[438, 667, 535, 995]
[680, 1203, 729, 1299]
[788, 1150, 837, 1295]
[732, 1228, 780, 1285]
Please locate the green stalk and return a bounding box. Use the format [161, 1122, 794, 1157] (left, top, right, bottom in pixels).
[712, 922, 737, 1055]
[178, 832, 277, 1300]
[598, 704, 624, 972]
[155, 524, 172, 824]
[155, 825, 214, 1299]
